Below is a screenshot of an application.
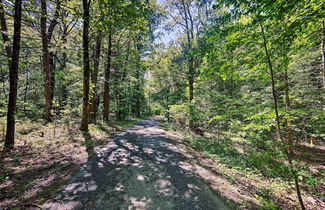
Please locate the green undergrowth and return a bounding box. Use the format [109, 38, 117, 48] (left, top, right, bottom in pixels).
[0, 116, 144, 149]
[187, 135, 292, 179]
[162, 121, 324, 209]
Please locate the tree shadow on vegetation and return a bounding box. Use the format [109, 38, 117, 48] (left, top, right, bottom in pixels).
[44, 119, 229, 210]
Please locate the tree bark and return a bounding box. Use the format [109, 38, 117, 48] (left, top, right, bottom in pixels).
[4, 0, 22, 150]
[0, 68, 7, 102]
[47, 1, 61, 103]
[89, 31, 102, 123]
[49, 51, 55, 101]
[41, 0, 52, 122]
[0, 1, 9, 101]
[23, 67, 29, 114]
[321, 20, 325, 90]
[135, 68, 141, 117]
[188, 57, 194, 129]
[103, 33, 112, 122]
[81, 0, 90, 131]
[0, 0, 12, 63]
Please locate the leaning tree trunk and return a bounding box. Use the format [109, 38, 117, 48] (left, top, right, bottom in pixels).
[103, 33, 112, 122]
[89, 31, 102, 123]
[81, 0, 90, 131]
[4, 0, 22, 150]
[261, 24, 305, 210]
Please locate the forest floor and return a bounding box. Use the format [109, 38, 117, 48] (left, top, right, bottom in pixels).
[0, 117, 143, 209]
[0, 116, 324, 209]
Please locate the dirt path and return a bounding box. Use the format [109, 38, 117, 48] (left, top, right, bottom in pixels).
[44, 117, 229, 210]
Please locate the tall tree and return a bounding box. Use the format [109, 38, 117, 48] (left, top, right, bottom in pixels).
[89, 31, 102, 123]
[40, 0, 61, 122]
[81, 0, 90, 131]
[4, 0, 22, 149]
[165, 0, 209, 129]
[41, 0, 52, 122]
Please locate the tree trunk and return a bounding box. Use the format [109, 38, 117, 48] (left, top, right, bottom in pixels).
[321, 20, 325, 90]
[103, 33, 112, 121]
[59, 50, 68, 107]
[135, 65, 141, 117]
[23, 67, 29, 114]
[261, 24, 305, 210]
[261, 24, 282, 143]
[188, 57, 194, 129]
[49, 52, 56, 101]
[41, 0, 52, 122]
[0, 68, 7, 102]
[0, 0, 12, 63]
[89, 31, 102, 123]
[133, 43, 141, 117]
[47, 0, 60, 113]
[58, 28, 68, 107]
[0, 0, 11, 103]
[4, 0, 22, 150]
[180, 0, 195, 130]
[81, 0, 90, 131]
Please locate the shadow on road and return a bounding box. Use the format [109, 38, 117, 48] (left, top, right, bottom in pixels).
[44, 118, 228, 210]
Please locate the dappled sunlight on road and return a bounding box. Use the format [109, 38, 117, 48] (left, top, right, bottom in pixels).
[44, 118, 228, 210]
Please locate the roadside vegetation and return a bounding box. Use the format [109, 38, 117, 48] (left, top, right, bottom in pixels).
[163, 122, 324, 209]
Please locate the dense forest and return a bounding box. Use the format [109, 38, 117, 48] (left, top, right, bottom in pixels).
[0, 0, 324, 209]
